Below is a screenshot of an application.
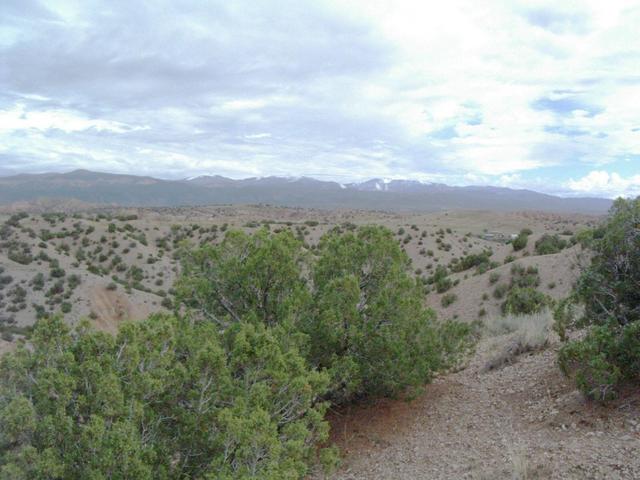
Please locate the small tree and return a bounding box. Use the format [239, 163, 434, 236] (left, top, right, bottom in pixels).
[177, 226, 470, 404]
[306, 226, 469, 402]
[176, 228, 309, 329]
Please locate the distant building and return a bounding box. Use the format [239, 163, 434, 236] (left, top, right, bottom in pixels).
[482, 231, 517, 242]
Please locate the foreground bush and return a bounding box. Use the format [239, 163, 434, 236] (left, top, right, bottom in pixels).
[559, 322, 640, 401]
[177, 228, 309, 329]
[0, 316, 330, 479]
[306, 227, 470, 402]
[0, 225, 470, 477]
[559, 197, 640, 400]
[178, 226, 471, 404]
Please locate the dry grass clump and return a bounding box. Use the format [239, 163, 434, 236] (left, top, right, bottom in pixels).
[508, 443, 532, 480]
[482, 310, 556, 372]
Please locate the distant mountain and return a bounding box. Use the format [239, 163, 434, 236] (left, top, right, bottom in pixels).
[186, 175, 237, 187]
[0, 170, 613, 214]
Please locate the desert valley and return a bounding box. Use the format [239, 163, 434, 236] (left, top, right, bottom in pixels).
[1, 192, 638, 479]
[3, 0, 639, 477]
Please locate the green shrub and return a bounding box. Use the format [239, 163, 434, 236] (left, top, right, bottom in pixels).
[511, 232, 528, 251]
[501, 287, 552, 315]
[87, 264, 101, 276]
[451, 250, 492, 273]
[7, 248, 33, 265]
[441, 293, 458, 308]
[552, 298, 576, 342]
[67, 274, 81, 290]
[576, 199, 640, 327]
[558, 323, 640, 401]
[30, 273, 45, 291]
[435, 276, 452, 293]
[559, 198, 640, 400]
[535, 234, 567, 255]
[5, 212, 28, 227]
[50, 266, 66, 278]
[503, 255, 516, 264]
[493, 283, 508, 299]
[510, 263, 540, 288]
[160, 297, 173, 309]
[428, 265, 453, 293]
[0, 331, 13, 342]
[307, 227, 470, 401]
[0, 315, 331, 479]
[177, 226, 470, 404]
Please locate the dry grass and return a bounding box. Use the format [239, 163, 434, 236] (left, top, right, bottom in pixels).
[482, 310, 556, 372]
[508, 444, 531, 480]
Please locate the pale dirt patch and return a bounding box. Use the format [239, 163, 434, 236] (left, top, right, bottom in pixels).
[89, 286, 154, 333]
[0, 338, 16, 355]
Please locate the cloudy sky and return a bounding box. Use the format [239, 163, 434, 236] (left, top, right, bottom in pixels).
[1, 0, 639, 197]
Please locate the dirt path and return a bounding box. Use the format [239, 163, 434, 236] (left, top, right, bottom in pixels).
[321, 339, 640, 479]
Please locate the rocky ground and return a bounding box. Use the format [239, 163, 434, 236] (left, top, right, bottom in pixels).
[321, 335, 640, 480]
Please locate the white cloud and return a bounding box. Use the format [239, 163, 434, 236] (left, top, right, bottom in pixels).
[221, 99, 268, 111]
[1, 0, 639, 188]
[244, 133, 271, 139]
[566, 170, 640, 197]
[336, 0, 640, 175]
[0, 104, 146, 134]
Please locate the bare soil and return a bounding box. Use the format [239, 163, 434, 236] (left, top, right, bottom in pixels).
[320, 337, 640, 479]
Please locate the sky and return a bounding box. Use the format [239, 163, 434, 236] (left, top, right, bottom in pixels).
[1, 0, 639, 198]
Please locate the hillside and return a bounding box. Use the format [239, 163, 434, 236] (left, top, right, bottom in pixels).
[0, 205, 595, 347]
[0, 170, 613, 214]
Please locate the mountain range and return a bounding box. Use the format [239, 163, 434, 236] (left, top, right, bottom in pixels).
[0, 170, 613, 214]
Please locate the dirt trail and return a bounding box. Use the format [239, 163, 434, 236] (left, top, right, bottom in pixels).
[322, 339, 640, 479]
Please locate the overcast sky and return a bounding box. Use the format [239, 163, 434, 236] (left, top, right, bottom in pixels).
[1, 0, 639, 197]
